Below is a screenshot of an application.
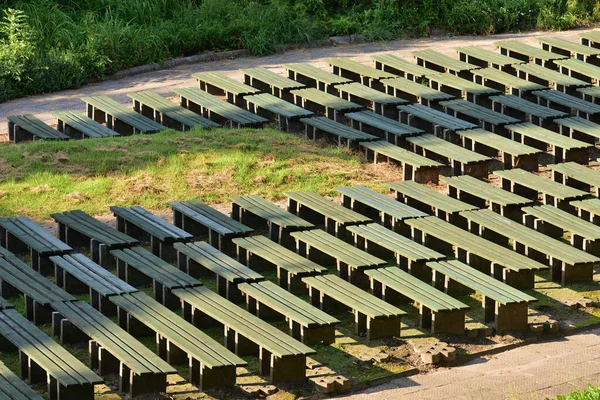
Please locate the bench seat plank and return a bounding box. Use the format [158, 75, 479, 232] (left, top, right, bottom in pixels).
[556, 115, 600, 143]
[533, 89, 600, 116]
[286, 191, 372, 227]
[381, 77, 455, 105]
[291, 88, 364, 120]
[344, 110, 423, 142]
[522, 204, 600, 241]
[169, 200, 253, 238]
[371, 54, 433, 81]
[284, 63, 353, 93]
[300, 116, 379, 146]
[439, 99, 520, 127]
[336, 82, 408, 115]
[491, 95, 568, 120]
[470, 67, 546, 96]
[242, 67, 305, 99]
[0, 216, 72, 256]
[539, 37, 600, 59]
[0, 359, 43, 400]
[398, 103, 478, 132]
[406, 134, 492, 165]
[53, 111, 120, 138]
[494, 40, 568, 64]
[551, 162, 600, 196]
[323, 57, 396, 88]
[455, 46, 524, 69]
[441, 174, 533, 209]
[512, 63, 590, 90]
[7, 114, 70, 143]
[111, 206, 193, 242]
[193, 71, 261, 103]
[555, 58, 600, 85]
[243, 92, 313, 119]
[425, 73, 500, 102]
[81, 96, 165, 134]
[412, 49, 479, 76]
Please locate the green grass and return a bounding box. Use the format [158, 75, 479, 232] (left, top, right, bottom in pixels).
[0, 126, 398, 219]
[556, 385, 600, 399]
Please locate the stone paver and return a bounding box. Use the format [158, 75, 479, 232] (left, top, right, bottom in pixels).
[0, 28, 597, 135]
[339, 327, 600, 400]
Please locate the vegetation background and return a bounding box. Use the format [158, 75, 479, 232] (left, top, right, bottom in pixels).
[1, 0, 599, 102]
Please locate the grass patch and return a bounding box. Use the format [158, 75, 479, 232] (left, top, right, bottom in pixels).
[0, 126, 399, 220]
[555, 385, 600, 399]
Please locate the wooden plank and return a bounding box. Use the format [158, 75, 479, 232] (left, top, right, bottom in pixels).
[440, 99, 520, 126]
[345, 110, 424, 138]
[555, 58, 600, 85]
[506, 122, 591, 150]
[0, 359, 44, 400]
[53, 111, 120, 138]
[242, 67, 306, 91]
[495, 168, 590, 200]
[522, 204, 600, 240]
[285, 191, 372, 225]
[81, 96, 165, 133]
[381, 77, 455, 102]
[398, 103, 478, 131]
[110, 206, 193, 242]
[284, 63, 354, 86]
[512, 63, 590, 88]
[232, 195, 314, 229]
[538, 37, 600, 58]
[533, 89, 600, 115]
[494, 40, 568, 62]
[412, 49, 479, 73]
[471, 67, 546, 93]
[491, 95, 568, 119]
[360, 141, 443, 168]
[425, 73, 500, 97]
[336, 185, 428, 220]
[454, 46, 524, 68]
[371, 54, 433, 80]
[168, 200, 254, 237]
[290, 87, 363, 112]
[441, 175, 533, 207]
[323, 57, 396, 80]
[406, 134, 492, 164]
[455, 128, 542, 157]
[192, 72, 261, 96]
[0, 216, 72, 255]
[243, 93, 313, 119]
[7, 114, 70, 141]
[387, 180, 478, 214]
[551, 162, 600, 188]
[300, 116, 379, 142]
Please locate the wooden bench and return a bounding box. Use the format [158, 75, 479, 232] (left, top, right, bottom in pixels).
[522, 204, 600, 257]
[290, 229, 386, 288]
[170, 286, 315, 383]
[439, 98, 520, 133]
[371, 54, 433, 81]
[284, 63, 353, 94]
[551, 162, 600, 196]
[454, 128, 542, 171]
[50, 301, 176, 397]
[110, 247, 202, 307]
[335, 82, 408, 118]
[53, 111, 119, 139]
[555, 115, 600, 144]
[365, 266, 468, 334]
[232, 235, 326, 294]
[555, 58, 600, 86]
[504, 122, 592, 164]
[242, 67, 305, 101]
[7, 114, 70, 143]
[238, 281, 340, 345]
[300, 115, 378, 148]
[51, 210, 139, 268]
[302, 274, 405, 339]
[337, 185, 428, 233]
[347, 223, 445, 273]
[290, 88, 363, 123]
[405, 216, 548, 289]
[243, 92, 313, 131]
[427, 259, 536, 331]
[425, 72, 500, 105]
[49, 253, 138, 315]
[495, 168, 591, 211]
[533, 89, 600, 123]
[172, 241, 262, 302]
[192, 71, 261, 106]
[494, 39, 568, 67]
[491, 95, 568, 130]
[345, 110, 423, 145]
[286, 191, 372, 238]
[0, 359, 44, 400]
[110, 205, 194, 261]
[231, 194, 314, 246]
[441, 175, 534, 221]
[174, 87, 269, 128]
[460, 209, 599, 285]
[579, 30, 600, 49]
[470, 67, 546, 99]
[512, 63, 590, 94]
[381, 76, 455, 107]
[0, 256, 75, 325]
[109, 292, 248, 388]
[128, 90, 219, 130]
[0, 308, 102, 400]
[388, 180, 478, 226]
[412, 49, 480, 78]
[571, 197, 600, 224]
[169, 199, 253, 253]
[398, 103, 478, 135]
[578, 85, 600, 104]
[323, 57, 396, 91]
[0, 216, 72, 275]
[455, 46, 524, 72]
[539, 37, 600, 65]
[406, 134, 492, 178]
[81, 96, 165, 135]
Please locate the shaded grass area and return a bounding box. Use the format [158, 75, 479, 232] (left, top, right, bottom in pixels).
[0, 126, 399, 219]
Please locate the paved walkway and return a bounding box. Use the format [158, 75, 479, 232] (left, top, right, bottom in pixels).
[341, 327, 600, 400]
[0, 27, 597, 135]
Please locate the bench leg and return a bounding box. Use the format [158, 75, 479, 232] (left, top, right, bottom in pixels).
[367, 316, 402, 340]
[562, 262, 594, 285]
[260, 349, 307, 383]
[98, 346, 120, 375]
[301, 325, 336, 345]
[167, 340, 188, 365]
[130, 372, 167, 398]
[503, 269, 535, 289]
[198, 365, 236, 390]
[431, 310, 465, 335]
[496, 302, 528, 331]
[57, 383, 94, 400]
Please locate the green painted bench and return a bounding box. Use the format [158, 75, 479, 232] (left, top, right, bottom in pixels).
[398, 103, 478, 134]
[491, 95, 568, 130]
[50, 210, 139, 268]
[323, 57, 396, 91]
[0, 216, 72, 275]
[439, 98, 520, 133]
[82, 96, 165, 135]
[494, 39, 568, 67]
[172, 241, 263, 303]
[425, 72, 500, 105]
[405, 216, 548, 289]
[571, 197, 600, 225]
[284, 62, 353, 94]
[578, 85, 600, 104]
[7, 114, 70, 143]
[470, 67, 546, 98]
[128, 90, 219, 130]
[290, 229, 386, 288]
[0, 308, 102, 400]
[345, 110, 423, 145]
[50, 301, 176, 397]
[285, 191, 372, 238]
[335, 82, 408, 118]
[427, 259, 536, 331]
[539, 37, 600, 64]
[110, 247, 201, 307]
[192, 71, 261, 106]
[579, 30, 600, 49]
[171, 286, 315, 383]
[460, 209, 599, 285]
[290, 88, 363, 123]
[512, 63, 590, 94]
[455, 46, 524, 71]
[241, 67, 305, 101]
[232, 235, 326, 294]
[110, 205, 194, 261]
[555, 115, 600, 144]
[302, 274, 405, 339]
[441, 175, 534, 220]
[169, 199, 253, 253]
[109, 291, 248, 389]
[412, 49, 480, 78]
[371, 54, 433, 81]
[300, 115, 378, 148]
[243, 92, 313, 131]
[365, 266, 468, 334]
[238, 281, 340, 345]
[454, 128, 541, 171]
[174, 87, 268, 128]
[533, 89, 600, 122]
[0, 359, 44, 400]
[555, 58, 600, 86]
[53, 111, 119, 139]
[336, 185, 428, 233]
[551, 162, 600, 196]
[380, 76, 455, 107]
[231, 194, 314, 246]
